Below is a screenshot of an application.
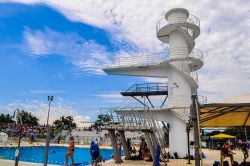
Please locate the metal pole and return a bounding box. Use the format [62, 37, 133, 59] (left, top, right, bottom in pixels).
[44, 96, 53, 166]
[191, 95, 201, 166]
[245, 127, 248, 140]
[15, 110, 22, 166]
[187, 127, 191, 164]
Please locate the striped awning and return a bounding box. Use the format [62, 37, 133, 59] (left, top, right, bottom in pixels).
[199, 103, 250, 127]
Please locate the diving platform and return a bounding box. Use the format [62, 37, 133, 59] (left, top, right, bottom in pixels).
[101, 125, 154, 132]
[120, 83, 168, 108]
[121, 83, 168, 96]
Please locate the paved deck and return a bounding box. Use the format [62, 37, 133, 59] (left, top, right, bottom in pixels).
[0, 148, 247, 166]
[103, 159, 195, 166]
[104, 149, 246, 166]
[0, 160, 43, 166]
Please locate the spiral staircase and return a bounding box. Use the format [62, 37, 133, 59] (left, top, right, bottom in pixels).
[156, 8, 202, 93]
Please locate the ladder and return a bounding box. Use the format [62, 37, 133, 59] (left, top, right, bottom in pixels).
[147, 109, 168, 165]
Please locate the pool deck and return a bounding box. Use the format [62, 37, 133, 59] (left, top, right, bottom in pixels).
[0, 159, 57, 166]
[104, 149, 246, 166]
[0, 148, 247, 166]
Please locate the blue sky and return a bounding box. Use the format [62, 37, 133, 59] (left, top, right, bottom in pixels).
[0, 2, 144, 123]
[0, 0, 249, 125]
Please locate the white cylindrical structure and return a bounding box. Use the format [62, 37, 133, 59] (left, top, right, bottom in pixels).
[156, 8, 201, 157]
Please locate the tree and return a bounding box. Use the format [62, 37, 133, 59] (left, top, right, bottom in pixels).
[0, 113, 14, 124]
[94, 114, 112, 127]
[205, 130, 221, 136]
[223, 127, 250, 139]
[16, 110, 39, 126]
[53, 116, 76, 129]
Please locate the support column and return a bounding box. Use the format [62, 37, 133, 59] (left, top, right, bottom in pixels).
[149, 132, 158, 151]
[118, 131, 130, 160]
[108, 130, 123, 163]
[144, 131, 155, 161]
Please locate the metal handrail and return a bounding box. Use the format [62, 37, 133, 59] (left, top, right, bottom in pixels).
[125, 83, 168, 93]
[104, 47, 203, 69]
[156, 13, 200, 32]
[105, 52, 166, 68]
[189, 14, 200, 27]
[169, 47, 203, 62]
[191, 71, 199, 85]
[106, 107, 155, 128]
[156, 14, 200, 39]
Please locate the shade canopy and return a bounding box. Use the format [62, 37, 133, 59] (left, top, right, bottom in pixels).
[210, 133, 236, 139]
[199, 103, 250, 127]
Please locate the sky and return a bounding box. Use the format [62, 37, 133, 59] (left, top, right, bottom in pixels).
[0, 0, 249, 125]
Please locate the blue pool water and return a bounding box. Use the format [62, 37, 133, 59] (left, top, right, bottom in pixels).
[0, 146, 116, 165]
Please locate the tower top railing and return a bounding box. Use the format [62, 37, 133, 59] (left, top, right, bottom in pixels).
[156, 13, 200, 32]
[156, 14, 200, 39]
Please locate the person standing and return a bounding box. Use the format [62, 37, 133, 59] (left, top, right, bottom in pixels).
[66, 136, 75, 166]
[117, 137, 122, 156]
[241, 140, 249, 163]
[127, 138, 131, 152]
[139, 137, 147, 159]
[90, 141, 100, 165]
[221, 141, 235, 165]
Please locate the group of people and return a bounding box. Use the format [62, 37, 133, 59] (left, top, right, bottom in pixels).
[128, 137, 152, 161]
[65, 136, 102, 166]
[221, 140, 249, 165]
[64, 135, 153, 166]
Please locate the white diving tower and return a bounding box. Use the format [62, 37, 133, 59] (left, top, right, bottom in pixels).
[103, 8, 203, 158]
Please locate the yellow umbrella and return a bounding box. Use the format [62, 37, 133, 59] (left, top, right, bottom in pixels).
[210, 133, 236, 139]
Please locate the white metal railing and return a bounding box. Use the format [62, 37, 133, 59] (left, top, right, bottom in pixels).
[191, 71, 199, 85]
[170, 61, 199, 85]
[188, 48, 204, 64]
[189, 14, 200, 27]
[169, 47, 203, 63]
[156, 13, 200, 38]
[106, 107, 155, 128]
[104, 52, 166, 68]
[104, 48, 203, 69]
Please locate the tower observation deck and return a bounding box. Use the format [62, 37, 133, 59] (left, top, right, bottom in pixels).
[102, 8, 203, 158]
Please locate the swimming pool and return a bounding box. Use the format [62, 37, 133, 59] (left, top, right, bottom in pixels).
[0, 146, 115, 165]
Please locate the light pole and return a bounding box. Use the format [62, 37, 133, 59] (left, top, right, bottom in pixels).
[15, 109, 23, 166]
[44, 96, 53, 166]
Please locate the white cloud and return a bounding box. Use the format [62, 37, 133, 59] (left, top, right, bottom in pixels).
[24, 29, 52, 55]
[23, 27, 114, 74]
[30, 90, 66, 94]
[6, 0, 250, 101]
[0, 99, 90, 126]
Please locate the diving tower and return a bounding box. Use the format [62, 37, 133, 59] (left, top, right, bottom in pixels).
[103, 8, 203, 158]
